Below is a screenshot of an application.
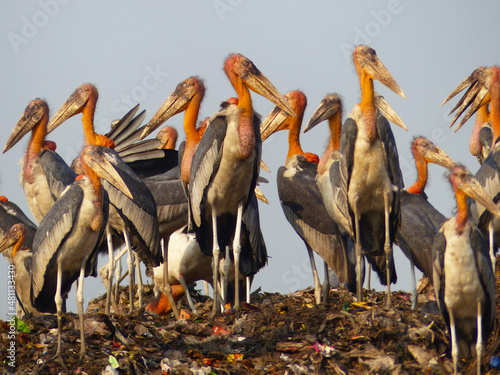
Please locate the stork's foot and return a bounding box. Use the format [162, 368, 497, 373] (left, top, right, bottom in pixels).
[78, 350, 91, 363]
[51, 352, 68, 371]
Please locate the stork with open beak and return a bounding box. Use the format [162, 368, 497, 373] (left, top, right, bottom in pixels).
[189, 53, 293, 313]
[443, 66, 500, 271]
[432, 165, 497, 375]
[398, 137, 455, 309]
[0, 223, 39, 317]
[442, 66, 492, 164]
[30, 144, 132, 363]
[3, 99, 77, 224]
[261, 90, 354, 304]
[336, 45, 406, 306]
[47, 83, 160, 313]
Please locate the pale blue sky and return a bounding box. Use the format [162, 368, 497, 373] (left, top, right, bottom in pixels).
[1, 1, 499, 317]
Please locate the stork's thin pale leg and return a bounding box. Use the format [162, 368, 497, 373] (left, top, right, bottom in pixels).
[123, 230, 135, 313]
[161, 238, 179, 319]
[204, 281, 210, 297]
[104, 227, 114, 315]
[489, 222, 495, 274]
[322, 262, 330, 303]
[221, 246, 231, 310]
[449, 308, 459, 375]
[246, 276, 251, 303]
[232, 202, 244, 310]
[410, 261, 417, 310]
[52, 263, 67, 369]
[367, 264, 371, 290]
[211, 208, 221, 316]
[113, 248, 122, 304]
[135, 253, 143, 308]
[179, 275, 197, 313]
[384, 191, 392, 308]
[77, 256, 88, 360]
[306, 244, 322, 304]
[353, 204, 363, 302]
[476, 302, 483, 375]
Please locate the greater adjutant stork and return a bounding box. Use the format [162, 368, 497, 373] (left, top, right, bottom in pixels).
[189, 53, 294, 313]
[398, 137, 455, 309]
[47, 83, 161, 312]
[260, 90, 354, 304]
[338, 45, 406, 306]
[432, 165, 497, 375]
[3, 99, 77, 224]
[0, 223, 39, 317]
[31, 144, 132, 362]
[444, 66, 500, 270]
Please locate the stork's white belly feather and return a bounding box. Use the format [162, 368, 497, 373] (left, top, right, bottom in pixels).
[207, 117, 256, 214]
[443, 220, 485, 319]
[21, 161, 56, 224]
[348, 136, 393, 213]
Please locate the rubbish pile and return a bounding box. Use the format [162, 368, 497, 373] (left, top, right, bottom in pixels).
[2, 281, 500, 374]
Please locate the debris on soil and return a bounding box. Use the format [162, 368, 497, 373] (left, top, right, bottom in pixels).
[2, 278, 500, 374]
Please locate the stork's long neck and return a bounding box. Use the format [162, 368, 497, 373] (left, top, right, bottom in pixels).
[407, 149, 428, 194]
[470, 105, 490, 155]
[490, 89, 500, 144]
[318, 111, 342, 174]
[11, 233, 25, 259]
[286, 114, 305, 161]
[82, 96, 97, 146]
[81, 160, 104, 231]
[359, 70, 377, 142]
[24, 114, 48, 184]
[454, 188, 468, 235]
[235, 77, 256, 160]
[181, 95, 202, 184]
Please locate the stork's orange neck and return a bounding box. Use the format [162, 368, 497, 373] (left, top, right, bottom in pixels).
[359, 71, 377, 142]
[24, 112, 49, 184]
[469, 105, 490, 156]
[11, 232, 25, 259]
[454, 189, 468, 235]
[490, 88, 500, 144]
[81, 160, 104, 231]
[286, 114, 305, 161]
[234, 77, 255, 160]
[407, 146, 428, 194]
[81, 97, 97, 145]
[180, 93, 203, 184]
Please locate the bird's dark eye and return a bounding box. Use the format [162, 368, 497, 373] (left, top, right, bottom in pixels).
[243, 60, 249, 66]
[34, 104, 38, 109]
[183, 83, 187, 88]
[78, 89, 82, 93]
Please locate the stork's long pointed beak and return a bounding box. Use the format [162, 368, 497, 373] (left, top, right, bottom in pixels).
[360, 54, 406, 99]
[421, 143, 456, 171]
[242, 71, 297, 117]
[453, 88, 490, 132]
[260, 160, 270, 173]
[254, 186, 269, 204]
[4, 111, 42, 153]
[47, 96, 85, 134]
[442, 66, 488, 107]
[260, 106, 290, 142]
[0, 229, 19, 253]
[304, 97, 342, 133]
[141, 91, 193, 141]
[82, 145, 133, 199]
[460, 174, 500, 220]
[374, 93, 408, 130]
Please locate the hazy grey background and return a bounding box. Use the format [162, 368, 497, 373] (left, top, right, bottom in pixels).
[1, 1, 499, 318]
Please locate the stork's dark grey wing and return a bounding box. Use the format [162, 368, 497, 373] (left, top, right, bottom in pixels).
[278, 156, 350, 284]
[39, 149, 77, 200]
[31, 184, 84, 312]
[100, 147, 160, 267]
[0, 200, 37, 249]
[470, 226, 496, 341]
[432, 227, 448, 325]
[189, 113, 228, 228]
[398, 191, 447, 280]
